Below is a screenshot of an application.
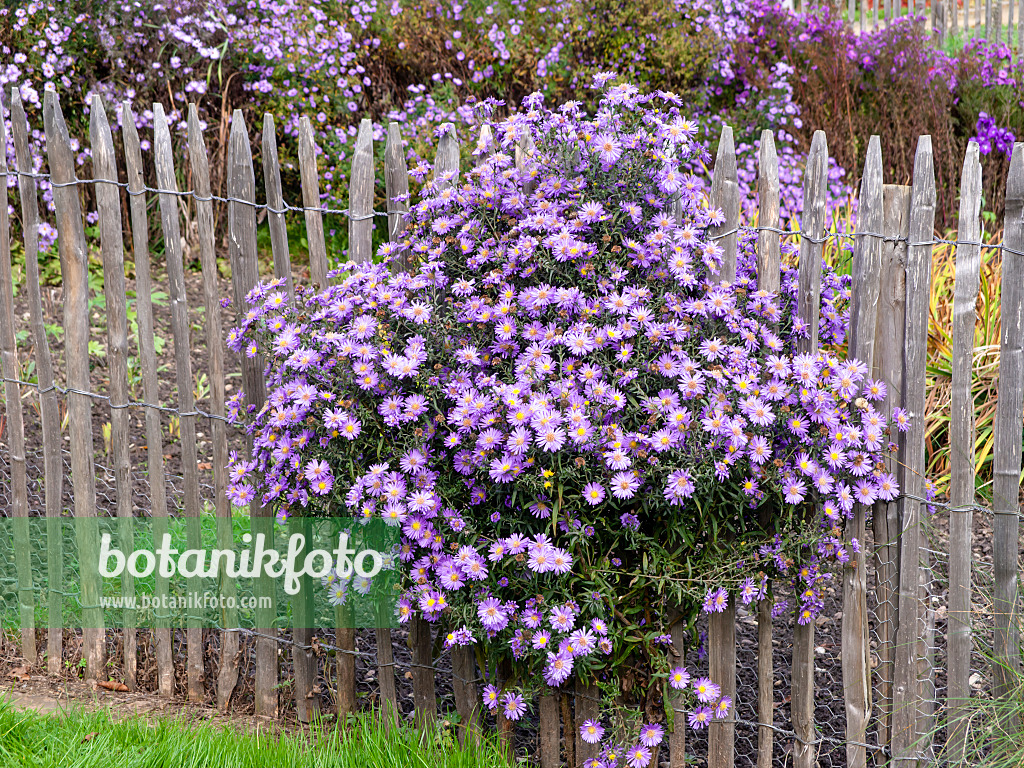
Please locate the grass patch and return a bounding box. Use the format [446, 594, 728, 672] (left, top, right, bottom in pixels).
[0, 700, 509, 768]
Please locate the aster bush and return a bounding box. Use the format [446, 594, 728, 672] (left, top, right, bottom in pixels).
[228, 81, 903, 762]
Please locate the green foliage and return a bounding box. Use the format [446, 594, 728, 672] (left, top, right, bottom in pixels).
[0, 700, 509, 768]
[561, 0, 719, 107]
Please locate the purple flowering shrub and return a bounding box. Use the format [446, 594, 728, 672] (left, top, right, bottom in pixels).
[228, 83, 904, 757]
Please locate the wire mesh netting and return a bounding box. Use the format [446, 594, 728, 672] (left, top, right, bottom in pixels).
[0, 429, 964, 765]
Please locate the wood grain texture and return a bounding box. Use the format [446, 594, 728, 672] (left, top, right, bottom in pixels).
[261, 113, 293, 297]
[993, 142, 1024, 697]
[710, 125, 740, 284]
[434, 124, 460, 183]
[335, 616, 356, 720]
[756, 129, 781, 296]
[227, 109, 278, 718]
[451, 646, 481, 746]
[121, 101, 173, 697]
[152, 103, 205, 703]
[288, 515, 319, 723]
[538, 690, 559, 768]
[385, 122, 411, 270]
[375, 620, 397, 729]
[843, 136, 883, 768]
[187, 103, 240, 711]
[43, 90, 104, 681]
[260, 112, 292, 296]
[575, 679, 600, 766]
[560, 690, 575, 768]
[298, 116, 328, 287]
[709, 603, 737, 768]
[0, 88, 34, 664]
[12, 90, 62, 675]
[947, 141, 982, 764]
[875, 182, 916, 767]
[349, 118, 374, 265]
[895, 137, 936, 761]
[409, 617, 435, 730]
[90, 96, 136, 689]
[756, 591, 773, 768]
[792, 130, 828, 768]
[756, 128, 780, 768]
[797, 131, 829, 355]
[877, 183, 911, 757]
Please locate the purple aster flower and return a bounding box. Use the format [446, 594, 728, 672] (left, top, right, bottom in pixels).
[688, 706, 712, 729]
[502, 691, 527, 721]
[477, 597, 509, 632]
[668, 666, 690, 690]
[693, 677, 720, 703]
[549, 605, 575, 632]
[714, 696, 732, 719]
[703, 587, 728, 614]
[583, 482, 606, 506]
[638, 724, 664, 747]
[482, 684, 500, 712]
[625, 744, 652, 768]
[543, 650, 574, 686]
[610, 471, 640, 499]
[580, 719, 605, 744]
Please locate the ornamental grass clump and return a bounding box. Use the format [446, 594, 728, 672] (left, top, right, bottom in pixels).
[228, 81, 903, 763]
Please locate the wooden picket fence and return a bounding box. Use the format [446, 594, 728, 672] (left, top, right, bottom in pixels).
[835, 0, 1024, 45]
[0, 86, 1022, 767]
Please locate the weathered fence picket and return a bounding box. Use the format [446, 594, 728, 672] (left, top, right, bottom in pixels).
[947, 141, 982, 764]
[90, 96, 137, 690]
[290, 513, 319, 723]
[226, 109, 279, 718]
[298, 116, 329, 287]
[349, 118, 375, 266]
[11, 90, 63, 676]
[262, 114, 294, 298]
[121, 101, 175, 698]
[287, 117, 326, 723]
[668, 614, 686, 768]
[43, 91, 105, 682]
[186, 104, 240, 712]
[708, 125, 739, 768]
[792, 129, 829, 768]
[880, 181, 912, 759]
[755, 128, 780, 768]
[895, 137, 937, 762]
[385, 122, 412, 269]
[539, 691, 559, 768]
[993, 144, 1024, 697]
[0, 89, 34, 665]
[843, 135, 883, 768]
[710, 125, 739, 287]
[153, 103, 206, 703]
[431, 123, 481, 748]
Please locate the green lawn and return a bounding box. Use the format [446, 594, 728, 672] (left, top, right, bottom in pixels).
[0, 700, 509, 768]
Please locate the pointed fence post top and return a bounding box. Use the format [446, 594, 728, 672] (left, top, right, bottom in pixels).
[910, 135, 936, 211]
[231, 109, 250, 151]
[435, 123, 460, 185]
[710, 124, 739, 285]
